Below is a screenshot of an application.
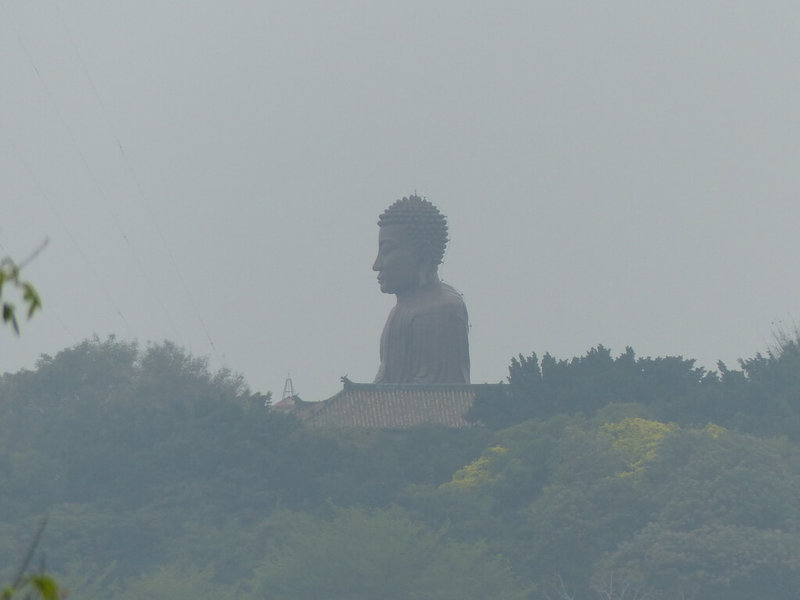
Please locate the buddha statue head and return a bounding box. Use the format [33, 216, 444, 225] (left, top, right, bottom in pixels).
[372, 195, 449, 296]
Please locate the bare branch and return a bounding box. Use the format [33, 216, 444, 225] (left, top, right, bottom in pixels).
[544, 572, 577, 600]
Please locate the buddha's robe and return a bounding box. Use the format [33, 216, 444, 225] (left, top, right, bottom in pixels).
[374, 282, 470, 384]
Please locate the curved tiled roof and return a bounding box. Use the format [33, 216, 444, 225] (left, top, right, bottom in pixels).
[299, 381, 500, 429]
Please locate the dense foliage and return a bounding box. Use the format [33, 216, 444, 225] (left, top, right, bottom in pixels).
[467, 343, 800, 439]
[2, 336, 800, 599]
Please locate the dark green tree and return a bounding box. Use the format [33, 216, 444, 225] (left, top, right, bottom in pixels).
[251, 507, 527, 600]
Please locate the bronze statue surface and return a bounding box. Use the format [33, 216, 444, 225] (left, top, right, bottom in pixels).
[372, 195, 470, 384]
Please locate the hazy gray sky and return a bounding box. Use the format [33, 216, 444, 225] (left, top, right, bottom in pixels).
[3, 1, 800, 401]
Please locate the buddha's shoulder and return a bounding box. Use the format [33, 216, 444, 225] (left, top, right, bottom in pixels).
[412, 282, 466, 316]
[435, 282, 466, 306]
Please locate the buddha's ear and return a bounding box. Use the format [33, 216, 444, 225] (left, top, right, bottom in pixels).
[415, 240, 436, 270]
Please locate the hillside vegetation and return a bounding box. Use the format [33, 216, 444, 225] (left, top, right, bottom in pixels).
[2, 336, 800, 599]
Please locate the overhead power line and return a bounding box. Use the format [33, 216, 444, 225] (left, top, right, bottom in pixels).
[52, 0, 226, 365]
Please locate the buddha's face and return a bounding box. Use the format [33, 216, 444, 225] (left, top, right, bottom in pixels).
[372, 224, 425, 295]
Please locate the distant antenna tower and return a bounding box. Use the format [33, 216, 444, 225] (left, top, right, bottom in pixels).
[281, 375, 296, 402]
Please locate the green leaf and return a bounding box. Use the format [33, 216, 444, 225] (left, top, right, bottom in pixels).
[22, 282, 42, 318]
[30, 575, 59, 600]
[2, 303, 19, 334]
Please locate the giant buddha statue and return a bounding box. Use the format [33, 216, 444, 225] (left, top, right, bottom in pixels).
[372, 195, 470, 384]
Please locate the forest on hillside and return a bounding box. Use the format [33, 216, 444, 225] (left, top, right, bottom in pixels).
[2, 336, 800, 599]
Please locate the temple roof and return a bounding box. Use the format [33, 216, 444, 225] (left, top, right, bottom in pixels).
[281, 380, 500, 429]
